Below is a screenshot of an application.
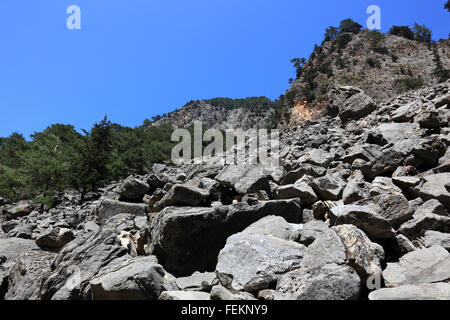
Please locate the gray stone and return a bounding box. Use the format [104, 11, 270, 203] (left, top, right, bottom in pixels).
[383, 246, 450, 287]
[5, 249, 56, 300]
[35, 228, 75, 250]
[0, 238, 38, 271]
[118, 176, 150, 202]
[330, 205, 395, 239]
[210, 284, 257, 300]
[414, 199, 448, 218]
[398, 213, 450, 239]
[158, 183, 210, 208]
[216, 233, 306, 291]
[275, 181, 318, 205]
[413, 173, 450, 208]
[298, 220, 329, 246]
[90, 255, 178, 300]
[159, 290, 210, 300]
[175, 271, 217, 292]
[369, 283, 450, 300]
[422, 231, 450, 251]
[145, 199, 302, 276]
[215, 164, 272, 195]
[311, 174, 347, 201]
[240, 215, 301, 242]
[96, 199, 147, 224]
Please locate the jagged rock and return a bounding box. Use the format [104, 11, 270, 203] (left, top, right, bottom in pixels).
[5, 249, 56, 300]
[210, 284, 257, 300]
[369, 283, 450, 300]
[96, 199, 148, 224]
[422, 231, 450, 251]
[118, 176, 150, 202]
[40, 214, 137, 300]
[371, 194, 414, 229]
[2, 201, 35, 220]
[215, 233, 306, 291]
[312, 201, 329, 220]
[215, 164, 272, 195]
[157, 184, 210, 208]
[298, 148, 334, 168]
[414, 199, 448, 217]
[175, 271, 217, 292]
[144, 199, 302, 276]
[35, 228, 75, 250]
[276, 264, 360, 300]
[275, 180, 318, 205]
[393, 234, 417, 256]
[280, 164, 326, 185]
[391, 101, 421, 123]
[332, 225, 384, 281]
[383, 246, 450, 287]
[342, 179, 369, 204]
[310, 174, 347, 201]
[369, 177, 403, 197]
[159, 290, 210, 300]
[90, 255, 178, 300]
[413, 173, 450, 208]
[298, 220, 329, 246]
[83, 221, 99, 233]
[1, 220, 19, 233]
[240, 215, 301, 242]
[326, 86, 376, 122]
[398, 213, 450, 239]
[330, 205, 395, 239]
[0, 238, 38, 272]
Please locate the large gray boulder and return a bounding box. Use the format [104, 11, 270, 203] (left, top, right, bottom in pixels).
[240, 215, 301, 242]
[40, 214, 138, 300]
[330, 205, 395, 240]
[310, 174, 347, 201]
[276, 264, 360, 300]
[398, 213, 450, 239]
[275, 180, 318, 205]
[96, 199, 148, 224]
[369, 283, 450, 300]
[157, 184, 210, 208]
[422, 231, 450, 251]
[118, 176, 150, 202]
[413, 173, 450, 208]
[175, 271, 217, 292]
[215, 233, 306, 291]
[35, 228, 75, 250]
[383, 246, 450, 287]
[144, 199, 302, 276]
[215, 164, 274, 195]
[0, 238, 38, 272]
[298, 220, 329, 246]
[5, 249, 56, 300]
[326, 86, 377, 122]
[89, 255, 178, 300]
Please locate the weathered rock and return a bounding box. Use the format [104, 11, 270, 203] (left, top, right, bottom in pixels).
[371, 194, 414, 229]
[216, 233, 306, 291]
[5, 249, 56, 300]
[158, 290, 210, 300]
[35, 228, 75, 250]
[398, 213, 450, 239]
[90, 255, 178, 300]
[276, 264, 360, 300]
[275, 182, 318, 205]
[118, 176, 150, 202]
[145, 199, 302, 276]
[96, 199, 148, 224]
[383, 246, 450, 287]
[298, 148, 334, 168]
[330, 205, 395, 239]
[240, 215, 301, 242]
[175, 271, 217, 292]
[40, 214, 137, 300]
[280, 164, 326, 185]
[422, 231, 450, 251]
[298, 220, 329, 246]
[413, 173, 450, 208]
[215, 164, 272, 195]
[393, 234, 417, 256]
[332, 225, 384, 281]
[327, 86, 377, 122]
[369, 177, 403, 197]
[310, 174, 347, 201]
[0, 238, 38, 271]
[414, 199, 448, 217]
[157, 184, 210, 208]
[369, 283, 450, 300]
[210, 284, 257, 300]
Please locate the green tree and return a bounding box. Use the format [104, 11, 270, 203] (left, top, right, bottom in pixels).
[389, 26, 415, 40]
[445, 1, 450, 11]
[290, 58, 306, 80]
[413, 23, 432, 43]
[338, 19, 362, 34]
[70, 116, 114, 202]
[323, 26, 338, 42]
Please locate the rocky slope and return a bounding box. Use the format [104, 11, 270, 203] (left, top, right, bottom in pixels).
[1, 79, 450, 300]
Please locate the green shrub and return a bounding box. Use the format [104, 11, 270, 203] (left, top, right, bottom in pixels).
[413, 23, 432, 43]
[366, 57, 381, 68]
[395, 77, 424, 92]
[389, 26, 415, 40]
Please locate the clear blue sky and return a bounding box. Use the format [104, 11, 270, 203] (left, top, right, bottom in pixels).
[0, 0, 449, 138]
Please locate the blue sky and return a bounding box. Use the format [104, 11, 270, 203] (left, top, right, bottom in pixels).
[0, 0, 449, 138]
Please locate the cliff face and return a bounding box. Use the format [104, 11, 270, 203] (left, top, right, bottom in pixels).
[285, 30, 450, 125]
